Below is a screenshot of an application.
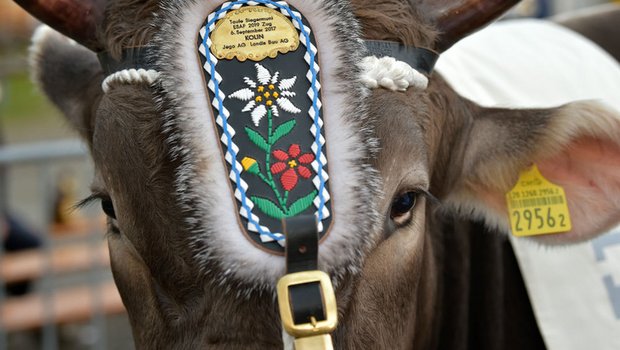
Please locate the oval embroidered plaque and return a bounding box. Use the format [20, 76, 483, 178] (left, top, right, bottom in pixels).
[198, 0, 332, 253]
[210, 5, 300, 62]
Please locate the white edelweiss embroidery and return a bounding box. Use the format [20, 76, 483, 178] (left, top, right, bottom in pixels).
[228, 63, 301, 126]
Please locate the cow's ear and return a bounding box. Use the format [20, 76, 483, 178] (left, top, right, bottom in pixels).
[29, 25, 103, 143]
[445, 101, 620, 244]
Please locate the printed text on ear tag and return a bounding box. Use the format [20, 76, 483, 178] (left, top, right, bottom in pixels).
[506, 165, 572, 236]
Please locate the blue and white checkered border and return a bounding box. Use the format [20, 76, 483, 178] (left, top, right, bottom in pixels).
[198, 0, 331, 244]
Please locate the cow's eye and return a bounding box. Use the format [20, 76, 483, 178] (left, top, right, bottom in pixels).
[101, 198, 116, 220]
[390, 191, 418, 225]
[77, 193, 119, 234]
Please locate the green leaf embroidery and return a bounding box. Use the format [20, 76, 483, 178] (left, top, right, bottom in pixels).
[287, 190, 318, 217]
[245, 127, 269, 152]
[270, 119, 296, 144]
[251, 196, 286, 219]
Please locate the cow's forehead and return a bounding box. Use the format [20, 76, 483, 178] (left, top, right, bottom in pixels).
[371, 89, 431, 192]
[144, 0, 382, 287]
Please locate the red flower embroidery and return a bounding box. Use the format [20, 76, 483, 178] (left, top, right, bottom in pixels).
[270, 144, 314, 191]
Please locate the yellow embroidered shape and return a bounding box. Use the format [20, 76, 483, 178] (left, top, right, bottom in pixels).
[506, 165, 572, 236]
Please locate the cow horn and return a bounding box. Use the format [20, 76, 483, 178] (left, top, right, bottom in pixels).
[419, 0, 520, 52]
[14, 0, 106, 51]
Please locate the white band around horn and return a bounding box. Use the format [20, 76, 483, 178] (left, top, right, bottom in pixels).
[360, 56, 429, 91]
[101, 68, 160, 93]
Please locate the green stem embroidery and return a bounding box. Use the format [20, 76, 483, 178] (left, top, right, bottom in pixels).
[263, 109, 289, 214]
[257, 172, 287, 212]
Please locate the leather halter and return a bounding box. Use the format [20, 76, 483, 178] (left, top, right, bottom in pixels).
[97, 41, 439, 78]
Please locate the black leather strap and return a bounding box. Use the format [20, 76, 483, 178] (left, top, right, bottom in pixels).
[289, 282, 326, 325]
[364, 40, 439, 75]
[283, 215, 319, 273]
[283, 215, 325, 325]
[97, 46, 155, 76]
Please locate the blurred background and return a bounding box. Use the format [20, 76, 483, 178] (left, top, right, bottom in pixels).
[1, 1, 132, 349]
[0, 0, 617, 349]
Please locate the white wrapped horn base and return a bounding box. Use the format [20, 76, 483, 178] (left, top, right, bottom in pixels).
[360, 56, 428, 91]
[102, 68, 160, 93]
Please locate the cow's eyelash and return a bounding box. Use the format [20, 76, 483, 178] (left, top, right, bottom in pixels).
[420, 190, 440, 207]
[75, 192, 118, 221]
[75, 193, 108, 210]
[398, 188, 439, 205]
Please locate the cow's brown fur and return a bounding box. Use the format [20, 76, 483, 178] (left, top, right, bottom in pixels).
[351, 0, 438, 47]
[29, 0, 620, 349]
[103, 0, 158, 58]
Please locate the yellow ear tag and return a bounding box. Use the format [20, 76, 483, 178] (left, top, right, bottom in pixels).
[506, 165, 572, 236]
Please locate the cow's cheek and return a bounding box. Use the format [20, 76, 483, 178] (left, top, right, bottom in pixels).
[368, 204, 427, 284]
[344, 206, 428, 346]
[107, 235, 162, 343]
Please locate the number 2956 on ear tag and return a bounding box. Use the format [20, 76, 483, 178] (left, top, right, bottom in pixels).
[506, 165, 572, 237]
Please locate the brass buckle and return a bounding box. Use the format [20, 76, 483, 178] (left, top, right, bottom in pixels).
[277, 270, 338, 338]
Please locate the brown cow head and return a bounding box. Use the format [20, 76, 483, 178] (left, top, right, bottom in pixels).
[22, 0, 620, 348]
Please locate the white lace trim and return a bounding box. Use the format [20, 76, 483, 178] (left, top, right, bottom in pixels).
[360, 56, 428, 91]
[101, 68, 160, 93]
